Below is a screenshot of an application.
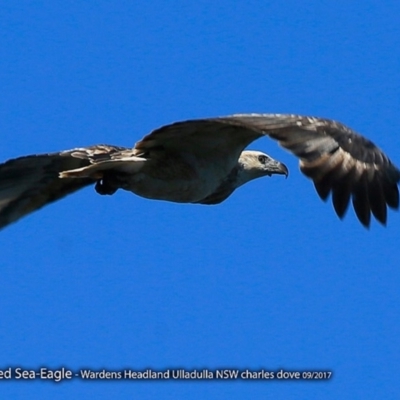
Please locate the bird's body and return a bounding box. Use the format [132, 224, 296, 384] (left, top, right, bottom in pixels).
[61, 147, 287, 204]
[105, 152, 219, 203]
[125, 155, 229, 203]
[0, 113, 399, 229]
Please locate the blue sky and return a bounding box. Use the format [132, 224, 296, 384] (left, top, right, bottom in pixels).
[1, 1, 399, 399]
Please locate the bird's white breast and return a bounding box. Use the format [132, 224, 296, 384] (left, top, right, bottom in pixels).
[124, 152, 236, 203]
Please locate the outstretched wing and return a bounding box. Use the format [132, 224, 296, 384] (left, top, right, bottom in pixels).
[134, 118, 264, 169]
[0, 145, 127, 229]
[214, 114, 400, 227]
[2, 114, 398, 229]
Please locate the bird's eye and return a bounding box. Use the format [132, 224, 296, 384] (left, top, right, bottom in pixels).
[258, 155, 268, 164]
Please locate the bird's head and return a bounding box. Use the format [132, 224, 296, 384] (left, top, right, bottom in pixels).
[237, 150, 288, 185]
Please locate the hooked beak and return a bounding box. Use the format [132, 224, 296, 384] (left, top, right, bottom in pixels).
[269, 160, 289, 178]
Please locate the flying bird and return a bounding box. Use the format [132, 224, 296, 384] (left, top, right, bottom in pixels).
[0, 114, 399, 229]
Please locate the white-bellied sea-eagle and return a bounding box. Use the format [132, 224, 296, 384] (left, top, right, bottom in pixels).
[0, 114, 399, 229]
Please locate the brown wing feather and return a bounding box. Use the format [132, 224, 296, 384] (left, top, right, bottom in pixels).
[218, 114, 400, 227]
[134, 118, 264, 166]
[2, 114, 398, 229]
[0, 144, 127, 230]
